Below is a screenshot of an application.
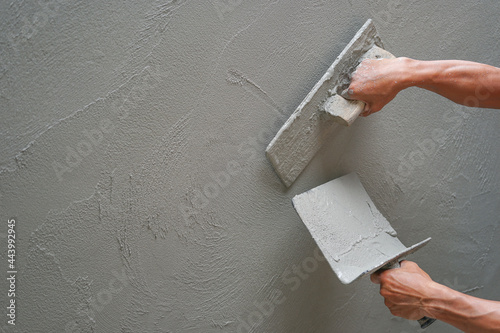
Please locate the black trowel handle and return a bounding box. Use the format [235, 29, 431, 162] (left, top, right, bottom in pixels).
[383, 262, 437, 329]
[418, 316, 437, 329]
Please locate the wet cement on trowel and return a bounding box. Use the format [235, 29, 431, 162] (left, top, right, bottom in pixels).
[293, 173, 429, 284]
[265, 19, 385, 187]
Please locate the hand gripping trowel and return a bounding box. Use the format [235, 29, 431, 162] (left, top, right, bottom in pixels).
[292, 173, 436, 329]
[266, 19, 395, 187]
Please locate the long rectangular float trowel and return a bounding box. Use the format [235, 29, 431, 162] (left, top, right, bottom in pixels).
[292, 173, 436, 329]
[266, 19, 395, 187]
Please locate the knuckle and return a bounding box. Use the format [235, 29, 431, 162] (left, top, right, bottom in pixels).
[389, 308, 399, 316]
[361, 59, 372, 66]
[379, 271, 390, 282]
[380, 289, 390, 298]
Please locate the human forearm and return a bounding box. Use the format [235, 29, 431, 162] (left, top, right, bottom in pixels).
[423, 282, 500, 333]
[372, 261, 500, 333]
[345, 57, 500, 115]
[401, 59, 500, 109]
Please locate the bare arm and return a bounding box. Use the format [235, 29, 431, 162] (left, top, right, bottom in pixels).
[343, 58, 500, 116]
[371, 261, 500, 333]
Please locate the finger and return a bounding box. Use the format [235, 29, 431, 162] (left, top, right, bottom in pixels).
[399, 260, 409, 267]
[399, 260, 426, 275]
[370, 272, 381, 284]
[399, 260, 416, 269]
[341, 88, 354, 99]
[360, 104, 371, 117]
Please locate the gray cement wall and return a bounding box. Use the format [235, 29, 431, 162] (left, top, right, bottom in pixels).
[1, 1, 499, 332]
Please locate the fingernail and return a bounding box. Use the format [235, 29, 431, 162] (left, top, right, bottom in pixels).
[341, 89, 353, 98]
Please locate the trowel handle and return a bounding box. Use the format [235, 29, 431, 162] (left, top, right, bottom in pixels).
[323, 96, 365, 126]
[382, 261, 437, 329]
[418, 316, 437, 329]
[385, 261, 401, 270]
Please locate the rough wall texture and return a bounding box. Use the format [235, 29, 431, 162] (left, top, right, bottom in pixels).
[1, 1, 499, 332]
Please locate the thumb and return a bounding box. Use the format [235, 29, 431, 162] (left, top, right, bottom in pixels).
[370, 271, 382, 284]
[341, 88, 354, 100]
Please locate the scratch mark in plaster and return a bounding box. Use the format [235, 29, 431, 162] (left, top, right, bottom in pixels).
[26, 244, 96, 330]
[194, 1, 277, 108]
[226, 69, 285, 116]
[134, 115, 190, 239]
[142, 0, 188, 38]
[42, 187, 102, 225]
[2, 0, 179, 175]
[211, 319, 234, 328]
[126, 0, 189, 70]
[478, 219, 499, 272]
[98, 199, 102, 223]
[110, 168, 116, 205]
[128, 174, 134, 213]
[0, 66, 156, 175]
[117, 226, 133, 270]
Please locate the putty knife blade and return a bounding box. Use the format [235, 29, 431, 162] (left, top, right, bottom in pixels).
[292, 173, 431, 284]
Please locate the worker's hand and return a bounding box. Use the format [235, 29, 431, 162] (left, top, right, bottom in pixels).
[370, 260, 436, 320]
[342, 57, 411, 116]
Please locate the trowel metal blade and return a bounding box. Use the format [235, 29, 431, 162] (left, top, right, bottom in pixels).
[292, 173, 431, 284]
[265, 19, 385, 187]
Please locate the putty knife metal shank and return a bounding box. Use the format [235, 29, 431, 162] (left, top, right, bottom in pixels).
[292, 173, 435, 328]
[266, 19, 395, 187]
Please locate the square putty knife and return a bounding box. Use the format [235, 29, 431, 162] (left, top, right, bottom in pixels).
[292, 173, 436, 328]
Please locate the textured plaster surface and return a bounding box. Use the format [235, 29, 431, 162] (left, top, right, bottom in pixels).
[1, 1, 499, 332]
